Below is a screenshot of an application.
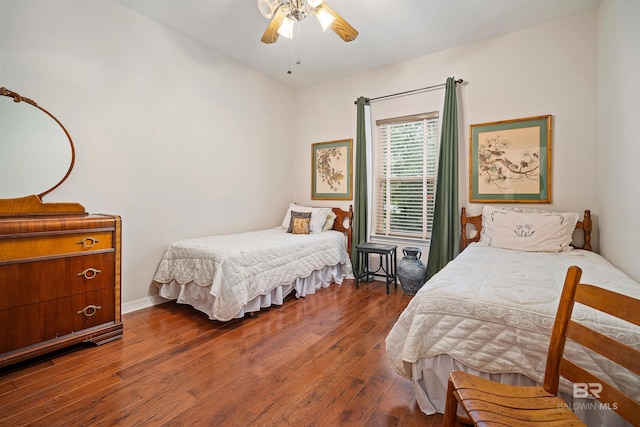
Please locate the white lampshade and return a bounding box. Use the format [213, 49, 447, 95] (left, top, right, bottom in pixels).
[277, 17, 295, 39]
[257, 0, 280, 19]
[315, 8, 335, 31]
[307, 0, 323, 7]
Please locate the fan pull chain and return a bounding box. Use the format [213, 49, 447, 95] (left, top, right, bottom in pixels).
[286, 19, 302, 74]
[296, 19, 301, 66]
[287, 36, 292, 74]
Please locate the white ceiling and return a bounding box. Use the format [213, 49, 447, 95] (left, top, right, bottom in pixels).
[115, 0, 599, 89]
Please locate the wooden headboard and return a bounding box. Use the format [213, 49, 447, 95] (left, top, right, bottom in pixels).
[331, 205, 353, 256]
[460, 207, 592, 252]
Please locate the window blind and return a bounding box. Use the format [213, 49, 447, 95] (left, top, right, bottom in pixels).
[375, 112, 439, 239]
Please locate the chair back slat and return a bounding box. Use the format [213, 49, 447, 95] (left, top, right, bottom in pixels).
[566, 320, 640, 376]
[559, 358, 640, 427]
[575, 284, 640, 327]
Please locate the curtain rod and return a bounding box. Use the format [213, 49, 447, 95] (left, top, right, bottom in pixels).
[353, 78, 463, 104]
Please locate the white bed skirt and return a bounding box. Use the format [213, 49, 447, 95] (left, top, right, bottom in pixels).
[410, 354, 631, 427]
[158, 263, 348, 321]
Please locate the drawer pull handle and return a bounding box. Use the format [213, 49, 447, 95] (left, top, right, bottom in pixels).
[77, 237, 100, 249]
[77, 268, 102, 279]
[77, 305, 102, 317]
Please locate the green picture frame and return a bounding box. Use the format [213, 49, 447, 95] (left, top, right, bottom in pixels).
[311, 139, 353, 200]
[470, 115, 552, 203]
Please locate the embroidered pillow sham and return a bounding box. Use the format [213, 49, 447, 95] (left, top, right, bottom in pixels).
[480, 205, 579, 252]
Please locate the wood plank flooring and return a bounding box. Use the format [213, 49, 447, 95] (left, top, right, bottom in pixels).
[0, 279, 443, 426]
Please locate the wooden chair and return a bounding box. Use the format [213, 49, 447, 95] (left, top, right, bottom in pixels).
[443, 265, 640, 427]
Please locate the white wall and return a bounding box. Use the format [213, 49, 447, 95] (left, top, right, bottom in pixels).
[293, 11, 599, 261]
[0, 0, 296, 303]
[597, 0, 640, 281]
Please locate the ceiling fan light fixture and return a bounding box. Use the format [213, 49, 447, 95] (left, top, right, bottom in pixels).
[259, 0, 357, 44]
[315, 7, 335, 31]
[277, 17, 295, 39]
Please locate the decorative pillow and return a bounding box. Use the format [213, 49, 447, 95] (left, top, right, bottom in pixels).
[291, 217, 311, 235]
[480, 206, 555, 243]
[480, 205, 558, 243]
[280, 203, 332, 233]
[322, 211, 337, 232]
[287, 211, 312, 233]
[480, 205, 579, 252]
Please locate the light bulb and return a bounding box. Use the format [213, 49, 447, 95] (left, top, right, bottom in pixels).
[277, 17, 295, 39]
[315, 8, 335, 31]
[307, 0, 323, 7]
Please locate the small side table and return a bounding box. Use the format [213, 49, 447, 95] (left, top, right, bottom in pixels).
[355, 242, 398, 294]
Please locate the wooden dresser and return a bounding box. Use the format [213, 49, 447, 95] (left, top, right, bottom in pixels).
[1, 87, 123, 368]
[0, 212, 122, 368]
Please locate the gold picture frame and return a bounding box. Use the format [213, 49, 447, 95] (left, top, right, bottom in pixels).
[470, 115, 552, 203]
[311, 139, 353, 200]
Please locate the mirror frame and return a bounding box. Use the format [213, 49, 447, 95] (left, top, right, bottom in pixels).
[0, 87, 85, 216]
[0, 86, 76, 198]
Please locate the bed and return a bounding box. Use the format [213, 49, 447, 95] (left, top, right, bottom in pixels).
[153, 204, 353, 321]
[385, 206, 640, 427]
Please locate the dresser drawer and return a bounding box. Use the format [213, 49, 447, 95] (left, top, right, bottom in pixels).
[0, 230, 113, 262]
[0, 287, 115, 353]
[0, 252, 115, 310]
[43, 287, 116, 339]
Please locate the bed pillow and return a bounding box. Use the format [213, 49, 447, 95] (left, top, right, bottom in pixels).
[480, 205, 568, 244]
[287, 211, 312, 233]
[291, 217, 311, 235]
[280, 204, 333, 233]
[322, 210, 337, 232]
[479, 206, 552, 243]
[480, 205, 579, 252]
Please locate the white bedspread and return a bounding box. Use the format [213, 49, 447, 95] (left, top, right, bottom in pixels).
[153, 228, 352, 321]
[386, 244, 640, 399]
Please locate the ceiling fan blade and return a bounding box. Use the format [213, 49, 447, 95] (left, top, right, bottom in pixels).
[261, 6, 287, 44]
[318, 2, 358, 42]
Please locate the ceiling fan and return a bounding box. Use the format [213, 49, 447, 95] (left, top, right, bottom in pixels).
[258, 0, 358, 44]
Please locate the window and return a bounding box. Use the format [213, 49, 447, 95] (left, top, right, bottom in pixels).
[375, 112, 439, 239]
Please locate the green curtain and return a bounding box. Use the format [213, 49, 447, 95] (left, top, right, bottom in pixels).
[351, 96, 370, 266]
[425, 77, 459, 280]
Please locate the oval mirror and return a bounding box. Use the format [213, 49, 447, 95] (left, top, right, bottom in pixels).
[0, 87, 75, 199]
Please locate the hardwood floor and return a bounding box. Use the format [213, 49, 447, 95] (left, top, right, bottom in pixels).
[0, 279, 444, 426]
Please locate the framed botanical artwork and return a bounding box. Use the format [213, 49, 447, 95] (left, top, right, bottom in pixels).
[470, 115, 552, 203]
[311, 139, 353, 200]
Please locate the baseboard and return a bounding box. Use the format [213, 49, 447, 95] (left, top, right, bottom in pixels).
[122, 294, 167, 314]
